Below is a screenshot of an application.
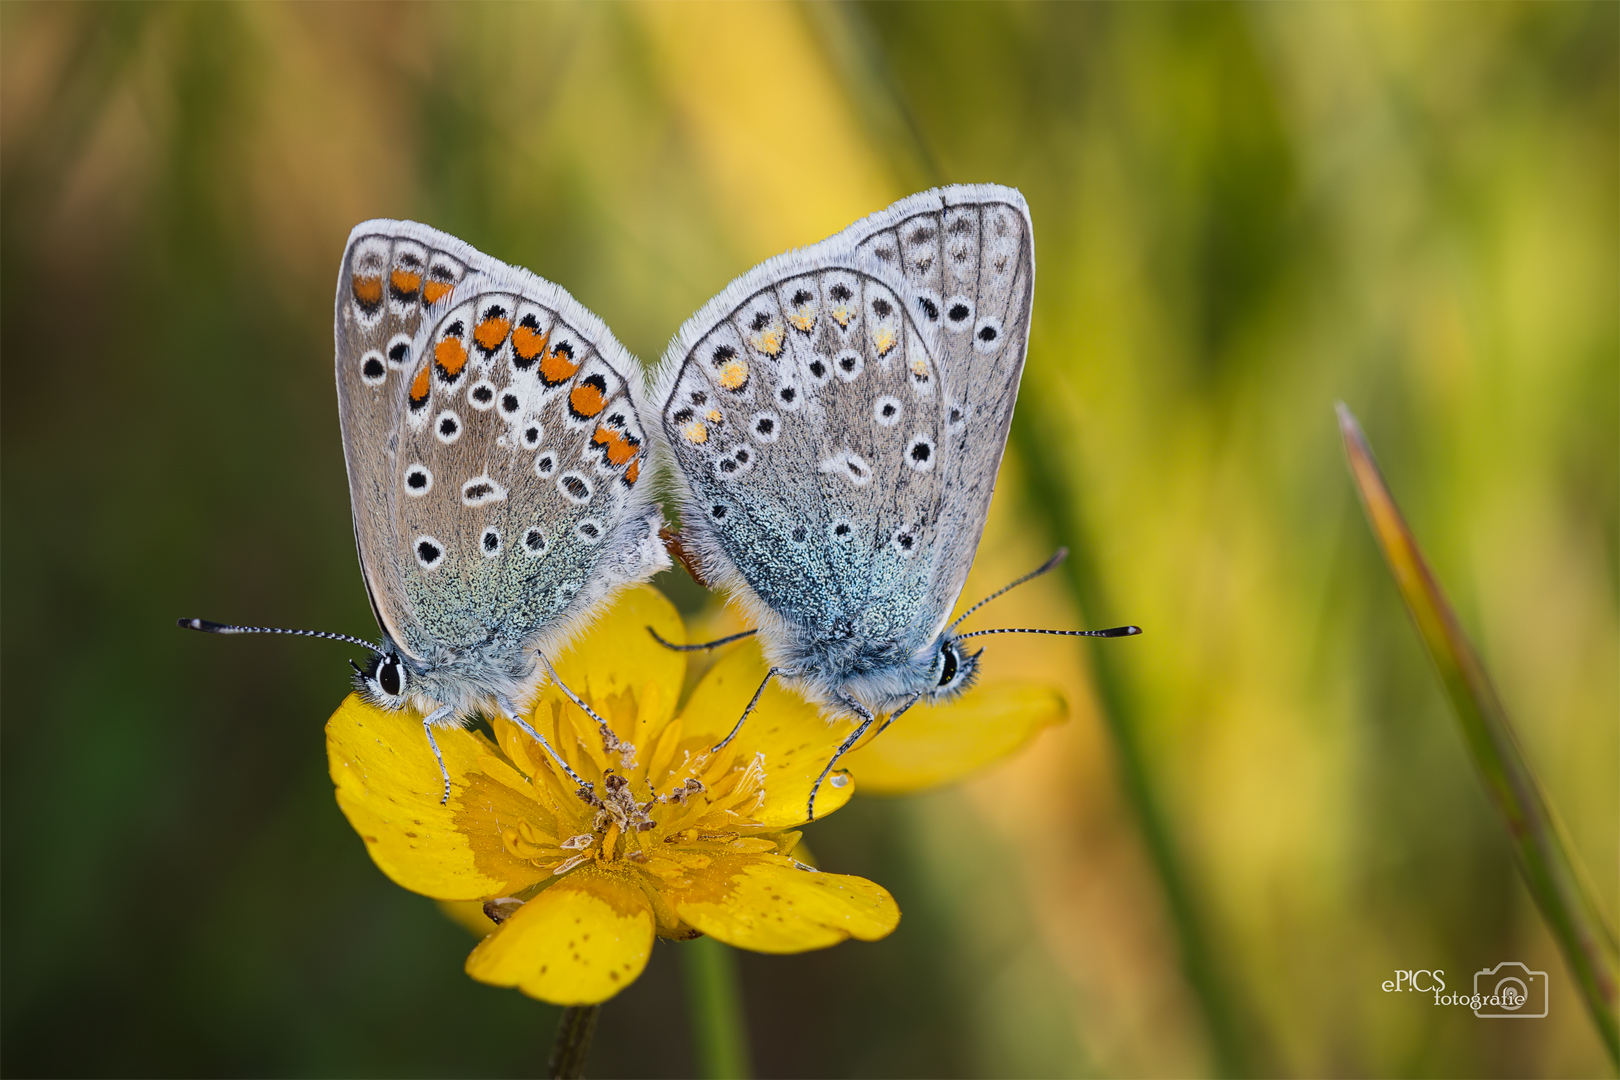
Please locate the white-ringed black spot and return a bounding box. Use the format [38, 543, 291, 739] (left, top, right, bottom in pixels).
[973, 315, 1004, 353]
[558, 471, 592, 504]
[523, 527, 547, 556]
[778, 385, 799, 408]
[711, 504, 727, 520]
[501, 392, 520, 415]
[874, 396, 902, 427]
[576, 518, 604, 544]
[917, 295, 940, 322]
[469, 380, 497, 409]
[872, 297, 893, 318]
[360, 353, 387, 386]
[835, 349, 863, 382]
[521, 424, 542, 449]
[720, 459, 737, 474]
[945, 296, 974, 328]
[791, 288, 813, 307]
[435, 410, 462, 444]
[712, 343, 738, 367]
[415, 536, 444, 569]
[403, 464, 432, 497]
[386, 334, 412, 367]
[831, 519, 853, 540]
[689, 390, 708, 405]
[750, 411, 780, 443]
[948, 405, 966, 426]
[535, 452, 557, 478]
[481, 527, 501, 556]
[829, 283, 853, 303]
[749, 311, 771, 332]
[461, 476, 507, 506]
[791, 525, 807, 543]
[808, 359, 827, 380]
[893, 529, 917, 556]
[906, 434, 936, 472]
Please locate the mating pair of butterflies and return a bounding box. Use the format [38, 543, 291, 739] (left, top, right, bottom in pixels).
[183, 184, 1137, 819]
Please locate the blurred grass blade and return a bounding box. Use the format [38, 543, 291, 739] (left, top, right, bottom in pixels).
[682, 936, 753, 1079]
[1338, 403, 1619, 1063]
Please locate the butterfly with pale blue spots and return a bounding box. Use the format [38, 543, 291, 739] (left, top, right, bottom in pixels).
[653, 185, 1139, 817]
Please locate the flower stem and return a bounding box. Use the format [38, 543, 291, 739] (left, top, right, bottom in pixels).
[547, 1004, 599, 1080]
[682, 936, 753, 1079]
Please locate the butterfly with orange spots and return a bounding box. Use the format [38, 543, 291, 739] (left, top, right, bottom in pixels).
[183, 221, 668, 803]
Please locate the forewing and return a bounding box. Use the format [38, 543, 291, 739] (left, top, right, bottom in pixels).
[336, 225, 472, 655]
[335, 223, 659, 663]
[847, 186, 1034, 631]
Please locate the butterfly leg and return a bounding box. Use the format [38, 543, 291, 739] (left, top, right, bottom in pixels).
[495, 695, 593, 794]
[421, 705, 457, 804]
[711, 667, 785, 753]
[537, 654, 625, 758]
[871, 693, 922, 740]
[807, 695, 879, 821]
[647, 626, 759, 653]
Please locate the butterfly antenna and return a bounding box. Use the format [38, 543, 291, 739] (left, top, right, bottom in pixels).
[177, 618, 378, 651]
[956, 625, 1142, 641]
[948, 547, 1070, 631]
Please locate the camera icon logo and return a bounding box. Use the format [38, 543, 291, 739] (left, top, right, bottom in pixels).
[1473, 961, 1548, 1018]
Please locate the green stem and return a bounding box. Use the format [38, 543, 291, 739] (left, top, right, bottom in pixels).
[547, 1004, 599, 1080]
[1010, 413, 1258, 1077]
[1339, 405, 1620, 1067]
[682, 936, 753, 1079]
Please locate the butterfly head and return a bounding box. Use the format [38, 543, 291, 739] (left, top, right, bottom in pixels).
[353, 649, 411, 708]
[924, 636, 983, 702]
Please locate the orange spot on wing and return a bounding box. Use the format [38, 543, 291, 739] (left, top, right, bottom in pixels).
[541, 345, 581, 386]
[569, 381, 606, 418]
[717, 360, 749, 390]
[435, 337, 468, 378]
[422, 279, 453, 304]
[409, 364, 431, 405]
[390, 269, 421, 297]
[624, 460, 641, 487]
[474, 317, 510, 352]
[352, 274, 383, 307]
[513, 325, 548, 363]
[592, 425, 638, 466]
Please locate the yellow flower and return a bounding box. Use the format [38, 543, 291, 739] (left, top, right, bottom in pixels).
[325, 585, 899, 1006]
[683, 631, 1069, 800]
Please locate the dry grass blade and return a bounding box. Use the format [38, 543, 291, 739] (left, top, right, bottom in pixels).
[1338, 403, 1619, 1064]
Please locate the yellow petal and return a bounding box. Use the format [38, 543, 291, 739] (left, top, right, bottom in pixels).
[465, 865, 655, 1004]
[671, 853, 898, 953]
[327, 695, 546, 900]
[534, 584, 687, 740]
[675, 643, 854, 826]
[842, 681, 1067, 794]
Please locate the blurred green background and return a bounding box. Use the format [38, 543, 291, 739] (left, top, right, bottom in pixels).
[3, 2, 1615, 1076]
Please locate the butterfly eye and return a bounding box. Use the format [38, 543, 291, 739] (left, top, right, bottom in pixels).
[937, 645, 959, 688]
[378, 656, 403, 697]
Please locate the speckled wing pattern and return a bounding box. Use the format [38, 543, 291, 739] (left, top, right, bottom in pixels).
[335, 222, 661, 665]
[655, 185, 1033, 671]
[847, 187, 1034, 635]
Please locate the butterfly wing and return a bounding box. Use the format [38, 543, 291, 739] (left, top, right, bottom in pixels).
[655, 249, 952, 685]
[655, 186, 1032, 694]
[843, 185, 1035, 636]
[335, 222, 664, 667]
